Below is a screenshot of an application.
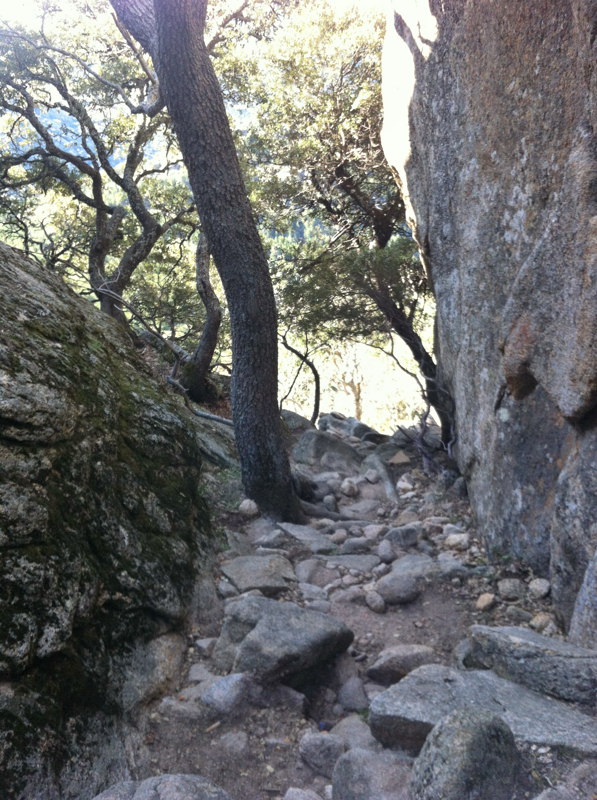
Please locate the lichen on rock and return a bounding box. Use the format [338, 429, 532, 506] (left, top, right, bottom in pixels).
[0, 243, 217, 799]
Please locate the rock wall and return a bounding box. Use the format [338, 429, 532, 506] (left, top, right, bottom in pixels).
[0, 243, 218, 798]
[381, 1, 597, 645]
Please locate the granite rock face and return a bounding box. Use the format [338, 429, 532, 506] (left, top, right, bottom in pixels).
[382, 1, 597, 642]
[0, 244, 214, 799]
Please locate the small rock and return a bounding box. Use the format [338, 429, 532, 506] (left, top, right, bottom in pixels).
[200, 673, 253, 718]
[330, 714, 381, 752]
[476, 592, 497, 611]
[505, 605, 533, 623]
[331, 529, 348, 544]
[377, 539, 396, 563]
[529, 611, 555, 632]
[340, 478, 359, 497]
[238, 498, 259, 517]
[299, 731, 346, 778]
[337, 676, 369, 712]
[363, 524, 386, 540]
[340, 537, 371, 555]
[283, 789, 324, 800]
[444, 532, 470, 550]
[384, 523, 422, 549]
[396, 477, 414, 491]
[442, 523, 465, 537]
[374, 572, 421, 605]
[363, 469, 380, 483]
[497, 578, 526, 601]
[528, 578, 551, 599]
[217, 578, 238, 598]
[364, 590, 386, 614]
[367, 644, 437, 685]
[323, 494, 338, 512]
[372, 563, 391, 578]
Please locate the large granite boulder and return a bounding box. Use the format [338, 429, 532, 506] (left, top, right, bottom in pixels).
[0, 244, 215, 799]
[382, 1, 597, 642]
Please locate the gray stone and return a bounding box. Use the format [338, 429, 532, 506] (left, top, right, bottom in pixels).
[340, 537, 371, 555]
[364, 590, 386, 614]
[212, 595, 353, 681]
[330, 714, 381, 752]
[337, 676, 369, 712]
[384, 524, 422, 549]
[391, 553, 438, 580]
[299, 731, 346, 778]
[570, 548, 597, 649]
[283, 790, 323, 800]
[377, 539, 396, 564]
[369, 664, 597, 756]
[277, 522, 337, 554]
[497, 578, 526, 601]
[374, 572, 421, 605]
[331, 748, 411, 800]
[292, 429, 363, 473]
[0, 244, 215, 798]
[91, 775, 233, 800]
[528, 578, 551, 600]
[467, 625, 597, 705]
[410, 708, 521, 800]
[367, 644, 437, 685]
[322, 555, 380, 574]
[382, 1, 597, 643]
[220, 554, 296, 595]
[530, 761, 597, 800]
[200, 673, 253, 718]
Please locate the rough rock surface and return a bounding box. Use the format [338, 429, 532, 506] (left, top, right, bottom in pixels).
[92, 775, 233, 800]
[369, 664, 597, 756]
[410, 709, 521, 800]
[382, 0, 597, 643]
[0, 244, 214, 799]
[467, 625, 597, 705]
[211, 595, 354, 681]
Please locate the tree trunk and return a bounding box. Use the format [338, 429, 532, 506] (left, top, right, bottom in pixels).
[365, 283, 454, 444]
[110, 0, 303, 521]
[179, 235, 222, 402]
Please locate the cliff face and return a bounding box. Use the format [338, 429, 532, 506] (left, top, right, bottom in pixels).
[0, 243, 216, 798]
[382, 1, 597, 645]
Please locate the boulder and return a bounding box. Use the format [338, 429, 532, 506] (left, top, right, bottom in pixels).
[467, 625, 597, 705]
[367, 645, 437, 685]
[0, 244, 214, 799]
[369, 664, 597, 756]
[91, 775, 232, 800]
[292, 429, 363, 473]
[219, 554, 296, 595]
[410, 709, 521, 800]
[298, 731, 346, 778]
[276, 522, 337, 554]
[382, 0, 597, 644]
[331, 748, 411, 800]
[211, 595, 353, 681]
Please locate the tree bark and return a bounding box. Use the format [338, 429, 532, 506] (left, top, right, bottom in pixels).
[110, 0, 303, 521]
[365, 282, 454, 444]
[179, 235, 222, 402]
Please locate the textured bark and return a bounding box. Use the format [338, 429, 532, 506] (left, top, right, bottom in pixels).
[179, 236, 222, 402]
[110, 0, 303, 520]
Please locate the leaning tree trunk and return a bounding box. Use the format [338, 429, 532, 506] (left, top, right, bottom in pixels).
[366, 283, 454, 445]
[110, 0, 304, 521]
[179, 236, 222, 403]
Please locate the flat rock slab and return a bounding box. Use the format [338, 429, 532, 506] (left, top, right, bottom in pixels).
[220, 554, 296, 595]
[369, 664, 597, 757]
[92, 774, 232, 800]
[468, 625, 597, 705]
[212, 595, 353, 681]
[277, 522, 337, 554]
[323, 554, 380, 574]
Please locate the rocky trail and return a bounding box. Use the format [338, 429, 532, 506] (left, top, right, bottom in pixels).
[92, 412, 597, 800]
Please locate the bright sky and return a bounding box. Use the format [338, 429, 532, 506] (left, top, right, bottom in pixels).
[0, 0, 390, 27]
